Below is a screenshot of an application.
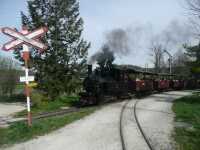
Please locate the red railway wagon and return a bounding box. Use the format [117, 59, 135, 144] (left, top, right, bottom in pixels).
[80, 64, 199, 106]
[158, 80, 170, 91]
[135, 72, 154, 93]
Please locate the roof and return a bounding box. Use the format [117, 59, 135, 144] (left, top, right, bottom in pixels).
[113, 65, 156, 75]
[113, 65, 140, 73]
[112, 64, 187, 78]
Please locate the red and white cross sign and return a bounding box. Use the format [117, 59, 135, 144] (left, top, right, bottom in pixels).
[1, 26, 48, 51]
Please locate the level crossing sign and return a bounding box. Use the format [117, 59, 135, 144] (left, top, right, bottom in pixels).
[1, 26, 48, 126]
[1, 27, 48, 51]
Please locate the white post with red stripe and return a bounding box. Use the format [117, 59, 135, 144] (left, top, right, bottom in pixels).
[21, 26, 32, 126]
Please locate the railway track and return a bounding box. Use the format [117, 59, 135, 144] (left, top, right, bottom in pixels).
[32, 107, 79, 120]
[119, 99, 155, 150]
[5, 107, 80, 125]
[119, 101, 129, 150]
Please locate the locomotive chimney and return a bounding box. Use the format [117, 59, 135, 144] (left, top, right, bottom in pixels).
[88, 65, 92, 76]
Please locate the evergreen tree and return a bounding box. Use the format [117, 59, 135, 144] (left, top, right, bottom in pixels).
[184, 43, 200, 79]
[14, 0, 90, 99]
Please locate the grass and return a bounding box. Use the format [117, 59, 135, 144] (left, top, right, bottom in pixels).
[172, 93, 200, 150]
[16, 95, 80, 117]
[0, 107, 97, 148]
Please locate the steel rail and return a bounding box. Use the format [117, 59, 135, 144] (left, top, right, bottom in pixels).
[134, 100, 155, 150]
[119, 101, 130, 150]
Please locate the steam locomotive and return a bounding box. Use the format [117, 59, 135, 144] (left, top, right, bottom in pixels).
[79, 65, 199, 105]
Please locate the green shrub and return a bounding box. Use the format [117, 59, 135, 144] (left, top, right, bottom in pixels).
[31, 91, 49, 107]
[55, 95, 79, 106]
[0, 94, 25, 103]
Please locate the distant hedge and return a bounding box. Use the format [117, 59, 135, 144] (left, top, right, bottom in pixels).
[0, 94, 26, 103]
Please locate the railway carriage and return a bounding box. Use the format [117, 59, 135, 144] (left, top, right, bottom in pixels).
[135, 72, 154, 94]
[79, 64, 199, 106]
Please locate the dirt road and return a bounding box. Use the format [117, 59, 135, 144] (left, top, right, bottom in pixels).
[0, 103, 25, 117]
[0, 103, 25, 127]
[136, 91, 191, 150]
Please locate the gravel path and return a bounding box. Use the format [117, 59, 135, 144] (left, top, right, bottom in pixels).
[2, 91, 192, 150]
[0, 103, 25, 127]
[136, 91, 191, 150]
[2, 102, 125, 150]
[0, 103, 25, 117]
[121, 100, 149, 150]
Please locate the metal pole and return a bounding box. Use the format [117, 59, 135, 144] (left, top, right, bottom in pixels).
[169, 57, 172, 74]
[22, 26, 32, 126]
[164, 50, 172, 75]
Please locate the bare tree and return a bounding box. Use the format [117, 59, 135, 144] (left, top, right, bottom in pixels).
[150, 45, 165, 73]
[149, 19, 194, 73]
[149, 34, 166, 73]
[185, 0, 200, 15]
[185, 0, 200, 36]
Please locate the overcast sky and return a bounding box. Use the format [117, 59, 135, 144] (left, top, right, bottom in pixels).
[0, 0, 189, 67]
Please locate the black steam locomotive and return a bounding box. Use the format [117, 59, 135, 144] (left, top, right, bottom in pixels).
[79, 65, 199, 106]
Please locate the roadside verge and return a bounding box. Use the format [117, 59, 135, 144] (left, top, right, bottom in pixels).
[172, 92, 200, 150]
[0, 107, 97, 149]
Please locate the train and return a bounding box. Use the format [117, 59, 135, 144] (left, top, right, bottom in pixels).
[79, 64, 200, 106]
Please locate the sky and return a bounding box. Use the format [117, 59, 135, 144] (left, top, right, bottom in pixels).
[0, 0, 189, 67]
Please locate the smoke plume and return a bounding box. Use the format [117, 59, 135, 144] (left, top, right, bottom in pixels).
[88, 28, 135, 64]
[106, 28, 131, 55]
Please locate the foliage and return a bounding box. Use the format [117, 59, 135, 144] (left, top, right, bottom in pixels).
[31, 90, 49, 107]
[173, 94, 200, 150]
[14, 0, 90, 99]
[172, 49, 190, 75]
[0, 56, 19, 96]
[184, 43, 200, 79]
[0, 107, 97, 148]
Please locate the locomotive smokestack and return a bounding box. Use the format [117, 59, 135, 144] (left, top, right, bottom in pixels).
[88, 65, 92, 76]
